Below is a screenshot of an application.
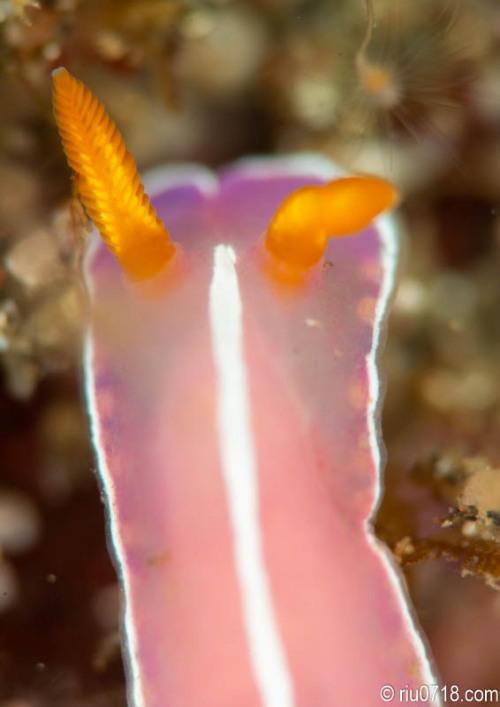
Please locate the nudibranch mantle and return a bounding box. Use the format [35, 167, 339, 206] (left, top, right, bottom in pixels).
[84, 153, 440, 706]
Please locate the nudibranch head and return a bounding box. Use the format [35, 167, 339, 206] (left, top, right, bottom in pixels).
[53, 68, 398, 285]
[52, 68, 175, 280]
[265, 175, 398, 270]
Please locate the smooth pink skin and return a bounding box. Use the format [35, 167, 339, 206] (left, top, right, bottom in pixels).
[85, 156, 440, 706]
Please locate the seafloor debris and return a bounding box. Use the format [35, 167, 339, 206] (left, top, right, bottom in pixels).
[0, 488, 41, 613]
[392, 454, 500, 589]
[0, 204, 87, 398]
[0, 0, 40, 25]
[0, 488, 41, 554]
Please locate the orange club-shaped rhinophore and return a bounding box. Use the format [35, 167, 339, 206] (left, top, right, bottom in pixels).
[264, 177, 398, 270]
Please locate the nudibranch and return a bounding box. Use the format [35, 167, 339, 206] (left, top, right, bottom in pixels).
[53, 69, 441, 706]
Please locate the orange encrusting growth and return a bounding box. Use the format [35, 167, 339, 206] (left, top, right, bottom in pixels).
[52, 68, 175, 280]
[265, 176, 398, 269]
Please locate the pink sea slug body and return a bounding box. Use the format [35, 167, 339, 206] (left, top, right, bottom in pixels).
[84, 154, 441, 706]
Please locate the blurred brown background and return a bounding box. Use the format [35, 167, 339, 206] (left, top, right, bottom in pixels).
[1, 0, 500, 704]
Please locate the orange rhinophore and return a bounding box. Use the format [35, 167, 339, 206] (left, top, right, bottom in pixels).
[265, 175, 398, 269]
[52, 68, 175, 280]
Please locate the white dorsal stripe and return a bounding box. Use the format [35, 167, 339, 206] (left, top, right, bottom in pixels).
[209, 244, 294, 707]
